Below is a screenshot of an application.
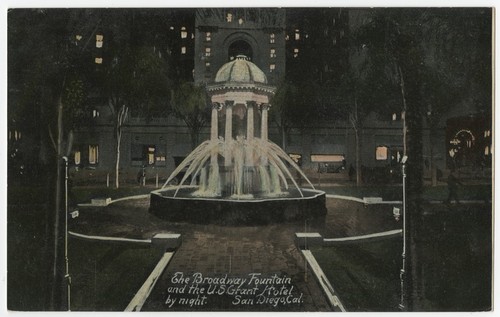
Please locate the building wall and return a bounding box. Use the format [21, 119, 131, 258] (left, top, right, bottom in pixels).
[67, 8, 486, 184]
[70, 113, 450, 185]
[194, 8, 286, 85]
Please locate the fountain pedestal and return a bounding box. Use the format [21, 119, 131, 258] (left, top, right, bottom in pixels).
[152, 55, 326, 226]
[150, 187, 327, 226]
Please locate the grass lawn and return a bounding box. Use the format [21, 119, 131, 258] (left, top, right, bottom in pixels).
[7, 185, 161, 311]
[7, 203, 51, 310]
[322, 184, 491, 202]
[8, 185, 155, 205]
[72, 186, 155, 204]
[311, 202, 492, 312]
[69, 238, 164, 311]
[310, 238, 402, 312]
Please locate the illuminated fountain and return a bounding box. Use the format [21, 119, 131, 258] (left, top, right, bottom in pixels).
[150, 56, 326, 225]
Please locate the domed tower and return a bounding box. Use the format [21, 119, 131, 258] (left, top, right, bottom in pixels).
[194, 8, 286, 85]
[206, 55, 275, 166]
[161, 56, 315, 200]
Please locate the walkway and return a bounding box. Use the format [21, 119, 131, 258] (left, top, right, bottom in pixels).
[71, 195, 402, 311]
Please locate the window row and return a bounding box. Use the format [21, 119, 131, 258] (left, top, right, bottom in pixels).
[225, 13, 245, 25]
[131, 144, 165, 165]
[72, 144, 167, 166]
[73, 145, 100, 165]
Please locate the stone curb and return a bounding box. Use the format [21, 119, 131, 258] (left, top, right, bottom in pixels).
[125, 251, 175, 312]
[301, 250, 346, 312]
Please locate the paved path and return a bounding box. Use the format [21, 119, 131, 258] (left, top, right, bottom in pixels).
[71, 196, 402, 311]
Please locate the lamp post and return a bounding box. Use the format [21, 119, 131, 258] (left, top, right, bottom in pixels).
[62, 156, 71, 311]
[399, 154, 408, 311]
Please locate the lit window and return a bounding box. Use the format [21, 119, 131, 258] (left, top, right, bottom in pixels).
[270, 33, 275, 44]
[205, 47, 211, 57]
[310, 154, 345, 163]
[169, 26, 174, 30]
[238, 18, 244, 25]
[89, 145, 99, 164]
[289, 153, 302, 165]
[75, 35, 82, 41]
[93, 109, 99, 118]
[74, 151, 81, 165]
[295, 29, 300, 40]
[392, 113, 397, 121]
[147, 146, 156, 165]
[95, 57, 103, 64]
[206, 32, 211, 41]
[181, 26, 187, 39]
[226, 13, 233, 22]
[13, 130, 21, 141]
[96, 34, 103, 48]
[270, 64, 276, 72]
[485, 146, 489, 155]
[270, 48, 276, 58]
[285, 35, 289, 41]
[484, 130, 491, 137]
[293, 48, 299, 58]
[181, 46, 186, 54]
[205, 61, 211, 67]
[376, 146, 388, 161]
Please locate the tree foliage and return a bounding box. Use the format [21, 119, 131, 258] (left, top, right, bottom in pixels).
[348, 8, 492, 309]
[170, 82, 210, 149]
[93, 10, 171, 120]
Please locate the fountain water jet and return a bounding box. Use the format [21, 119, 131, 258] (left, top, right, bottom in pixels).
[150, 56, 326, 225]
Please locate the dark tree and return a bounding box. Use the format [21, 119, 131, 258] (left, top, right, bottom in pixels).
[170, 82, 210, 149]
[353, 8, 492, 310]
[8, 8, 100, 310]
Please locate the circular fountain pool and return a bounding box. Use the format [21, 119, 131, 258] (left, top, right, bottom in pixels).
[149, 186, 327, 225]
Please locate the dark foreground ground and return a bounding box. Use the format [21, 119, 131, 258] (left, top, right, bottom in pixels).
[7, 185, 492, 311]
[312, 201, 492, 312]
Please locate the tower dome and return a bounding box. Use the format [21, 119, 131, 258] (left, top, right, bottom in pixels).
[214, 55, 267, 84]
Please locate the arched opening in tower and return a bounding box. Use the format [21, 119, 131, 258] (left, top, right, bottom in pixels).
[228, 40, 253, 61]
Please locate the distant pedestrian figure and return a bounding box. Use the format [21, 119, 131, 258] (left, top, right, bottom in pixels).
[445, 170, 463, 204]
[348, 164, 355, 181]
[436, 168, 443, 182]
[137, 165, 146, 186]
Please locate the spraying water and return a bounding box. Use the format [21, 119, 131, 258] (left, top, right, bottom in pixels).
[163, 137, 315, 200]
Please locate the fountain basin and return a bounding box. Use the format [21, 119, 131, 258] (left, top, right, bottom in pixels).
[149, 186, 327, 225]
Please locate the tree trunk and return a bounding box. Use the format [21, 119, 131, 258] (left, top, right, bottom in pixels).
[430, 146, 437, 187]
[50, 97, 64, 310]
[354, 128, 363, 186]
[350, 98, 362, 186]
[115, 131, 121, 189]
[114, 105, 128, 189]
[398, 57, 424, 311]
[430, 131, 437, 186]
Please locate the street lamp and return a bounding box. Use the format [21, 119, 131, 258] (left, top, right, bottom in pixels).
[62, 156, 71, 311]
[399, 154, 408, 311]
